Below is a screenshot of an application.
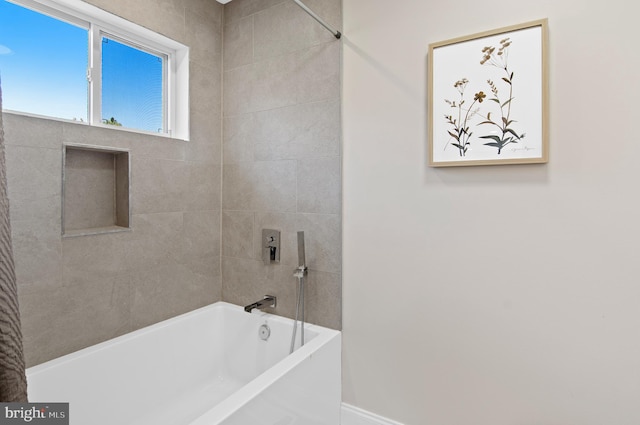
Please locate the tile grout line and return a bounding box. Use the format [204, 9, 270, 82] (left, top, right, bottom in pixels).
[219, 1, 227, 304]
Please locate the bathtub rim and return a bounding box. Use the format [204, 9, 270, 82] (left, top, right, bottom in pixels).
[191, 303, 341, 424]
[26, 301, 341, 424]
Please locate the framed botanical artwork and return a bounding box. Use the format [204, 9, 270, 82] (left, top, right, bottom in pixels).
[428, 19, 548, 167]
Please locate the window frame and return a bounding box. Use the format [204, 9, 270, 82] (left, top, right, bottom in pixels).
[93, 30, 169, 133]
[5, 0, 190, 140]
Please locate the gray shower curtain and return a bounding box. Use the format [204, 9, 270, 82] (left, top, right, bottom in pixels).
[0, 80, 28, 402]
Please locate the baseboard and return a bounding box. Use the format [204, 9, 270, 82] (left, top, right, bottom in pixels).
[341, 403, 405, 425]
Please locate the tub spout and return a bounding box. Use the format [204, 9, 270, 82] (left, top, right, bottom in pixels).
[244, 295, 277, 313]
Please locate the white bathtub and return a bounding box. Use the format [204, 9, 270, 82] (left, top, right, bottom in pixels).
[26, 302, 341, 425]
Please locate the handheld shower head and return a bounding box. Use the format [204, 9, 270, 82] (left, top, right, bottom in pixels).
[297, 231, 306, 269]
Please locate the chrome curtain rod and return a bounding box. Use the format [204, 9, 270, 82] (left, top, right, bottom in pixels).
[292, 0, 342, 39]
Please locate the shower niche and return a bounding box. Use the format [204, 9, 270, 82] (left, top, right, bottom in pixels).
[62, 144, 131, 237]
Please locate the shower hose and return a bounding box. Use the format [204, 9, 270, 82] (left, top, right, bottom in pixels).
[289, 274, 305, 354]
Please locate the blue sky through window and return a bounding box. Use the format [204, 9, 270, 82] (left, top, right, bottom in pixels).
[0, 0, 165, 133]
[101, 36, 164, 133]
[0, 0, 87, 121]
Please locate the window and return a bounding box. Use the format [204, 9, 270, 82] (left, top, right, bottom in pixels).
[0, 0, 189, 139]
[0, 0, 88, 121]
[101, 35, 166, 133]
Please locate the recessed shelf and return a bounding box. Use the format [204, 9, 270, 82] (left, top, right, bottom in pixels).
[62, 144, 130, 237]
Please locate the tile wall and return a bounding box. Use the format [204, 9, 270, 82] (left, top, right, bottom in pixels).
[221, 0, 342, 329]
[5, 0, 342, 367]
[5, 0, 224, 366]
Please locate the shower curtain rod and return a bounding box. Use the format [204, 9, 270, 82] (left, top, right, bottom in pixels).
[293, 0, 342, 39]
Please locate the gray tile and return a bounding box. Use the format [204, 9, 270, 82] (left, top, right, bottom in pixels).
[253, 2, 310, 61]
[186, 137, 222, 164]
[220, 0, 343, 330]
[115, 153, 130, 228]
[223, 0, 287, 25]
[304, 269, 341, 329]
[121, 212, 184, 271]
[185, 0, 223, 22]
[294, 41, 341, 104]
[62, 122, 186, 161]
[254, 99, 341, 161]
[183, 210, 220, 256]
[62, 228, 134, 282]
[187, 59, 222, 159]
[61, 122, 133, 151]
[12, 0, 343, 370]
[12, 219, 63, 293]
[222, 162, 254, 211]
[224, 44, 339, 115]
[61, 212, 183, 285]
[190, 61, 223, 118]
[186, 136, 222, 165]
[223, 160, 297, 213]
[86, 0, 186, 42]
[185, 8, 223, 67]
[62, 131, 174, 168]
[296, 213, 341, 273]
[2, 113, 63, 149]
[182, 210, 221, 279]
[131, 137, 186, 161]
[253, 1, 336, 62]
[20, 274, 133, 367]
[222, 211, 254, 259]
[252, 53, 298, 112]
[140, 0, 187, 41]
[182, 247, 221, 284]
[299, 0, 342, 40]
[253, 160, 297, 212]
[228, 42, 340, 115]
[63, 149, 118, 231]
[223, 113, 255, 164]
[131, 264, 218, 329]
[131, 157, 187, 213]
[223, 65, 255, 116]
[189, 109, 222, 164]
[253, 106, 299, 161]
[185, 161, 221, 211]
[5, 145, 61, 223]
[224, 16, 254, 71]
[190, 49, 222, 75]
[297, 156, 341, 214]
[5, 0, 246, 370]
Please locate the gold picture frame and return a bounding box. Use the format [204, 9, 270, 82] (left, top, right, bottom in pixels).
[428, 19, 548, 167]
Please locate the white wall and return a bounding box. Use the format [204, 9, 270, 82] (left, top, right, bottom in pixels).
[342, 1, 640, 424]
